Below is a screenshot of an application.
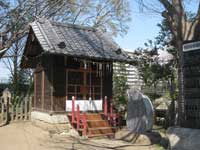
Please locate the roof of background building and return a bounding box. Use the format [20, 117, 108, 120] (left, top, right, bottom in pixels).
[124, 48, 173, 64]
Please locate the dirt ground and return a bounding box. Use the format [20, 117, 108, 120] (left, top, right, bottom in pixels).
[0, 122, 163, 150]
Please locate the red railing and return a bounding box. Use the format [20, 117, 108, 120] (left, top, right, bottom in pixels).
[76, 104, 80, 129]
[70, 95, 121, 136]
[71, 96, 87, 135]
[103, 96, 122, 128]
[104, 96, 108, 117]
[72, 96, 75, 125]
[83, 112, 87, 136]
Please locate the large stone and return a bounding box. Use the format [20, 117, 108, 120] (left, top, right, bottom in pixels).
[31, 111, 69, 124]
[32, 119, 71, 133]
[60, 128, 80, 138]
[167, 127, 200, 150]
[154, 97, 175, 111]
[127, 89, 154, 133]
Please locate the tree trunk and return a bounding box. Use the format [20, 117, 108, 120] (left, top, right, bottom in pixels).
[13, 41, 19, 96]
[168, 78, 174, 125]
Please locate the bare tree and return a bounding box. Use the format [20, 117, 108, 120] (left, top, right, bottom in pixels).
[0, 0, 131, 53]
[0, 0, 130, 97]
[2, 38, 32, 96]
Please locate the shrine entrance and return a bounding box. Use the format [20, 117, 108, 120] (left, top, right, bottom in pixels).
[66, 62, 103, 101]
[65, 58, 106, 112]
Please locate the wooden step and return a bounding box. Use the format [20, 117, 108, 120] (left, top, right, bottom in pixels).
[88, 127, 117, 130]
[77, 127, 116, 137]
[85, 114, 102, 120]
[68, 113, 103, 120]
[74, 120, 110, 129]
[88, 132, 114, 138]
[77, 125, 116, 130]
[68, 112, 117, 138]
[87, 120, 110, 128]
[88, 127, 115, 135]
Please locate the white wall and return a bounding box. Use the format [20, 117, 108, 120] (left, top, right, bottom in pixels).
[113, 60, 143, 90]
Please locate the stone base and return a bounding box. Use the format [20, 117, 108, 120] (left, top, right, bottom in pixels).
[167, 127, 200, 150]
[31, 111, 69, 124]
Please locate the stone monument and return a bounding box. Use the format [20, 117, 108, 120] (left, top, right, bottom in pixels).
[127, 89, 154, 133]
[1, 88, 11, 104]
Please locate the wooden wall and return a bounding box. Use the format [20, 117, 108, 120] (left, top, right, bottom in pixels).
[102, 63, 113, 103]
[33, 55, 53, 112]
[52, 55, 66, 112]
[34, 55, 113, 113]
[34, 67, 42, 109]
[44, 67, 52, 111]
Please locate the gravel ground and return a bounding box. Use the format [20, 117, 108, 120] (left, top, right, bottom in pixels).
[0, 122, 162, 150]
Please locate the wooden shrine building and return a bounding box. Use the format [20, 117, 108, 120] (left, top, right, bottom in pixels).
[21, 18, 130, 115]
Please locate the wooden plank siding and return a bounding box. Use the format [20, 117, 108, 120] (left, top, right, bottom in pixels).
[103, 63, 112, 97]
[44, 69, 51, 111]
[35, 70, 42, 109]
[53, 55, 66, 112]
[41, 70, 45, 110]
[50, 61, 54, 112]
[33, 55, 113, 113]
[34, 73, 37, 108]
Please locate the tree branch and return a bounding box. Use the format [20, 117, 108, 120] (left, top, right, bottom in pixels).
[159, 0, 176, 16]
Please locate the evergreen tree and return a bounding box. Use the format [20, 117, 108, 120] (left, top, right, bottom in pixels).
[113, 62, 128, 116]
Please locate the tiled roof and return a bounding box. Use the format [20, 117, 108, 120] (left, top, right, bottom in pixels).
[29, 18, 130, 62]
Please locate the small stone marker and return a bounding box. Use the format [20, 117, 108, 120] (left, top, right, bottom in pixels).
[127, 89, 154, 133]
[2, 88, 11, 104]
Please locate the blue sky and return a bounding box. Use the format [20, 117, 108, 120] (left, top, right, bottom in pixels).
[0, 1, 163, 80]
[115, 0, 199, 51]
[115, 3, 162, 51]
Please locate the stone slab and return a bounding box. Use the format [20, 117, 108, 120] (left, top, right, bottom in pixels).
[31, 111, 69, 124]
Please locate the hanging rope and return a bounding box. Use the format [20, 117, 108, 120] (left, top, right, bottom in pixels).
[89, 62, 92, 99]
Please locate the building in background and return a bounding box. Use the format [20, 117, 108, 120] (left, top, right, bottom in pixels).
[114, 49, 173, 93]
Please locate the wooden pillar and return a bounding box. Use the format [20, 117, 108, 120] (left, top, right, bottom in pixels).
[50, 61, 54, 112]
[83, 71, 87, 100]
[83, 112, 87, 136]
[41, 70, 45, 110]
[101, 69, 103, 99]
[77, 104, 80, 129]
[72, 96, 75, 124]
[104, 96, 108, 117]
[66, 70, 68, 100]
[34, 73, 37, 108]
